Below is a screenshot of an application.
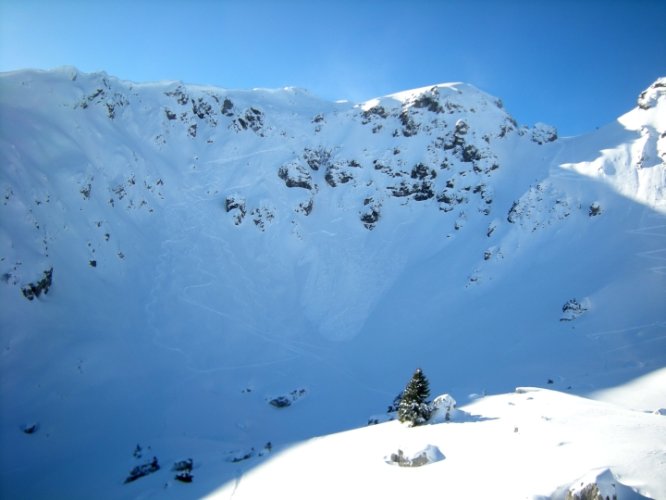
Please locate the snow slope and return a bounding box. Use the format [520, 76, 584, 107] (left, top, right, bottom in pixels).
[0, 68, 664, 498]
[207, 387, 666, 500]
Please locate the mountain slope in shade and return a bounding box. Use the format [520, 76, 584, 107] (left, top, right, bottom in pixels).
[0, 68, 664, 499]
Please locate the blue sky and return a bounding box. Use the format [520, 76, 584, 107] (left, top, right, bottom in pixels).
[1, 0, 665, 136]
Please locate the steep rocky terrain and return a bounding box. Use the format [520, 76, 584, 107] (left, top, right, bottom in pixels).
[1, 69, 664, 498]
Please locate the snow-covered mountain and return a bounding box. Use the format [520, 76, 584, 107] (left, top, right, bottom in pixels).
[1, 68, 664, 499]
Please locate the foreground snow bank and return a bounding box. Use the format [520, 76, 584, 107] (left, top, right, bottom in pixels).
[207, 387, 666, 499]
[555, 468, 651, 500]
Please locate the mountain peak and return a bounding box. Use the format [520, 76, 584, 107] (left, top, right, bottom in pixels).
[0, 68, 664, 500]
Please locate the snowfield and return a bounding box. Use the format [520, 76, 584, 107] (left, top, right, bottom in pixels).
[0, 68, 664, 499]
[207, 386, 666, 500]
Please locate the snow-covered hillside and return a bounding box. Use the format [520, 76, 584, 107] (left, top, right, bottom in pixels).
[1, 68, 664, 499]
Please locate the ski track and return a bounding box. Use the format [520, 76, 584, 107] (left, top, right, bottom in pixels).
[630, 219, 666, 275]
[203, 146, 287, 167]
[144, 166, 337, 374]
[585, 321, 666, 340]
[144, 172, 399, 393]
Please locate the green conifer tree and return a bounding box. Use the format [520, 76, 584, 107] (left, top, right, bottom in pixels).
[398, 368, 431, 426]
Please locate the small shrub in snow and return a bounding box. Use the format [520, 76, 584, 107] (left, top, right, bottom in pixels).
[398, 368, 431, 426]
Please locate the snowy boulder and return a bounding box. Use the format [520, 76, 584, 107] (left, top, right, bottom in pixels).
[430, 394, 457, 422]
[560, 298, 589, 322]
[385, 445, 444, 467]
[561, 468, 651, 499]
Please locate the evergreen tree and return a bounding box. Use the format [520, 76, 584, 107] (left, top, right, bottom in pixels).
[398, 368, 431, 426]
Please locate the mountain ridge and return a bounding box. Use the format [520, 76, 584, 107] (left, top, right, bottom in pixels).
[0, 68, 664, 499]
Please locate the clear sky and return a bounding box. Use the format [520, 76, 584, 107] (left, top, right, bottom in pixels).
[1, 0, 665, 136]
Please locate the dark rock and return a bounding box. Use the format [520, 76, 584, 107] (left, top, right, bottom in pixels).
[325, 164, 353, 187]
[21, 423, 39, 434]
[124, 457, 160, 484]
[269, 396, 291, 408]
[221, 98, 234, 116]
[412, 91, 444, 113]
[278, 164, 313, 190]
[232, 108, 265, 134]
[589, 202, 602, 217]
[172, 458, 193, 472]
[192, 98, 214, 120]
[399, 111, 418, 137]
[225, 196, 246, 225]
[303, 147, 331, 171]
[298, 198, 314, 216]
[410, 163, 437, 180]
[21, 268, 53, 301]
[361, 105, 388, 124]
[360, 199, 381, 229]
[175, 472, 193, 483]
